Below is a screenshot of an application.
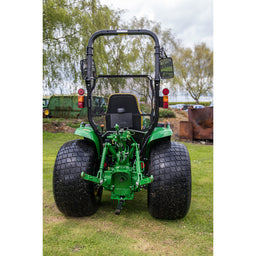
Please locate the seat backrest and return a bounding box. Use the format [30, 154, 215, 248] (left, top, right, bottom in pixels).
[106, 94, 142, 130]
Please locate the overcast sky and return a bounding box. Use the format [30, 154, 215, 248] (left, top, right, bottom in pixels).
[100, 0, 213, 49]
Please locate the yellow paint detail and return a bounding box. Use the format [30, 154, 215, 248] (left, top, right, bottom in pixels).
[83, 128, 92, 132]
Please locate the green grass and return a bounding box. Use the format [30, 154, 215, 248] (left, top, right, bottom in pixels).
[43, 132, 213, 256]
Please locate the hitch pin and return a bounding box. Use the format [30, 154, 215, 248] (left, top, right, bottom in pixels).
[115, 198, 125, 215]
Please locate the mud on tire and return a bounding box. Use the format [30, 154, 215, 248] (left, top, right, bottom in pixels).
[148, 141, 191, 220]
[53, 139, 101, 217]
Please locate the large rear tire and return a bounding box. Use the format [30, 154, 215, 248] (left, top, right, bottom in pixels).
[148, 141, 191, 219]
[53, 139, 101, 217]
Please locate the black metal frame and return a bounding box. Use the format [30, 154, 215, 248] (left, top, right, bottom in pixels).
[82, 29, 162, 157]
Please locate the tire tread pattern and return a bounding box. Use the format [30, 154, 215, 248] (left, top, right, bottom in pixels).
[148, 141, 191, 219]
[53, 140, 98, 217]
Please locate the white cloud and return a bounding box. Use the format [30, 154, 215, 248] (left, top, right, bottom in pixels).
[100, 0, 213, 49]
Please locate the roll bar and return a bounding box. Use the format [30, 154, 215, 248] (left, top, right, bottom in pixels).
[85, 29, 161, 82]
[83, 29, 162, 157]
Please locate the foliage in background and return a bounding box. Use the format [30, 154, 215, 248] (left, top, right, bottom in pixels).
[43, 0, 123, 93]
[173, 43, 213, 104]
[43, 0, 213, 103]
[169, 101, 211, 107]
[43, 0, 180, 97]
[159, 108, 176, 118]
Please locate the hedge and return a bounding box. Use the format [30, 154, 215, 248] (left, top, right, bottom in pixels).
[169, 101, 211, 107]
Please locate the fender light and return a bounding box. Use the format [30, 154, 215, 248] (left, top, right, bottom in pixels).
[162, 88, 169, 95]
[162, 88, 169, 109]
[78, 95, 85, 108]
[78, 88, 85, 95]
[78, 88, 85, 108]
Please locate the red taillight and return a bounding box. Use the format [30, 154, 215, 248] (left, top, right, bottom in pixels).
[163, 95, 169, 109]
[163, 102, 169, 108]
[78, 95, 85, 108]
[162, 88, 169, 95]
[104, 162, 107, 168]
[78, 102, 84, 108]
[162, 88, 169, 109]
[78, 88, 85, 95]
[78, 88, 85, 108]
[141, 162, 145, 170]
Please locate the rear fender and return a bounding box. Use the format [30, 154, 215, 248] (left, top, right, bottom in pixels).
[75, 125, 100, 158]
[145, 126, 173, 158]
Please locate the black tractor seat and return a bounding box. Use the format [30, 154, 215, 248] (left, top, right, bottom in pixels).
[105, 94, 143, 131]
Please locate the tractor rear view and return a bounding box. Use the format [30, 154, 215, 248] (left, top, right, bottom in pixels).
[53, 30, 191, 219]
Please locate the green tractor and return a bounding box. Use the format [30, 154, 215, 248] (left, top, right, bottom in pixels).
[53, 30, 191, 219]
[43, 97, 50, 118]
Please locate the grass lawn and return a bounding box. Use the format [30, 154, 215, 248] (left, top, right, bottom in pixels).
[43, 131, 213, 256]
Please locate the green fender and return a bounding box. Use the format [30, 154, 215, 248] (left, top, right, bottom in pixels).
[74, 125, 100, 158]
[145, 125, 173, 158]
[74, 124, 172, 159]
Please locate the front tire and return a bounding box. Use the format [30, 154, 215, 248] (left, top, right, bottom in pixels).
[53, 139, 101, 217]
[148, 141, 191, 219]
[43, 107, 50, 118]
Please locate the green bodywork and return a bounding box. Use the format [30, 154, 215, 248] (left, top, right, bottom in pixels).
[75, 125, 100, 158]
[75, 123, 172, 159]
[75, 123, 172, 204]
[146, 124, 173, 157]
